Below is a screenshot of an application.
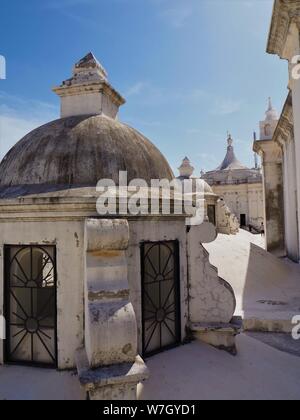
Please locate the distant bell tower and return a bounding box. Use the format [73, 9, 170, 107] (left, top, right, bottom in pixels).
[259, 97, 279, 140]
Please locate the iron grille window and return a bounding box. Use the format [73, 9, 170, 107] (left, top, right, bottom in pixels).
[141, 241, 181, 357]
[4, 245, 57, 367]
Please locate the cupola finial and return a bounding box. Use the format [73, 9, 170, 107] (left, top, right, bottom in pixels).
[268, 97, 273, 111]
[227, 132, 233, 147]
[178, 157, 194, 179]
[53, 53, 125, 119]
[265, 97, 278, 121]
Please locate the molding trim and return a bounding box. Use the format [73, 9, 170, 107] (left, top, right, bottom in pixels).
[267, 0, 300, 57]
[273, 92, 294, 147]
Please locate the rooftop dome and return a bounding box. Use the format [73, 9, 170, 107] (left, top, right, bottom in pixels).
[201, 180, 214, 194]
[0, 54, 174, 190]
[176, 157, 215, 195]
[0, 115, 174, 188]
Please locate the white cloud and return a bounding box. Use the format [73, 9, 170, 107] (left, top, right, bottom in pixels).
[45, 0, 97, 10]
[186, 128, 202, 135]
[125, 81, 242, 118]
[243, 1, 255, 8]
[43, 0, 102, 29]
[0, 92, 58, 160]
[124, 115, 162, 128]
[212, 98, 243, 116]
[124, 82, 167, 105]
[234, 137, 249, 146]
[196, 152, 218, 171]
[124, 82, 207, 107]
[0, 114, 41, 159]
[161, 6, 193, 28]
[0, 91, 57, 119]
[126, 82, 147, 97]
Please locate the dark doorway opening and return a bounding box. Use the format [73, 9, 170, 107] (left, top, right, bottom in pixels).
[240, 214, 246, 227]
[207, 205, 216, 226]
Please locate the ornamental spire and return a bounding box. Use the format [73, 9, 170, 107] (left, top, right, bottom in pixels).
[227, 133, 233, 147]
[265, 97, 278, 121]
[268, 97, 273, 111]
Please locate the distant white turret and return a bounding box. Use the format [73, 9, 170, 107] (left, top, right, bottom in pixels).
[266, 97, 278, 121]
[178, 157, 194, 179]
[259, 97, 279, 140]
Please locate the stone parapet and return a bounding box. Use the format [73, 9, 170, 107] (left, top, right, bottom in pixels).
[77, 218, 148, 400]
[76, 350, 149, 400]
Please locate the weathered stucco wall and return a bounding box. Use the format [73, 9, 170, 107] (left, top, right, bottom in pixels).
[0, 211, 235, 370]
[187, 225, 236, 324]
[281, 137, 299, 262]
[212, 182, 264, 230]
[264, 162, 285, 252]
[60, 93, 119, 119]
[254, 138, 285, 255]
[0, 216, 189, 368]
[216, 199, 239, 235]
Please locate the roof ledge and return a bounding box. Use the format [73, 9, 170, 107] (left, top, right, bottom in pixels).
[267, 0, 300, 57]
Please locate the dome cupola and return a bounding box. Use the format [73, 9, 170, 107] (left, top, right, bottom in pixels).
[53, 52, 125, 120]
[178, 157, 194, 179]
[0, 54, 174, 192]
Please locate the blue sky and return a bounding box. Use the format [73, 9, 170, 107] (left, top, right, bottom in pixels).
[0, 0, 288, 175]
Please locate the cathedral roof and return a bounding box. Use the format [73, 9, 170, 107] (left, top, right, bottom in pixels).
[0, 54, 174, 191]
[0, 115, 174, 188]
[216, 134, 247, 171]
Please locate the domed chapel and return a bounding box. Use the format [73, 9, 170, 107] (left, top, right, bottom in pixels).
[0, 53, 237, 400]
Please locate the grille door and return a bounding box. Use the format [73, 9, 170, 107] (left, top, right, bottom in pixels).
[141, 241, 181, 356]
[4, 245, 57, 367]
